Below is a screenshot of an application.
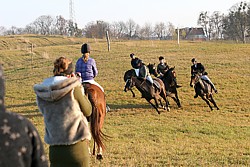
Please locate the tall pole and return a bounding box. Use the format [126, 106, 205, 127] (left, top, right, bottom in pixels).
[177, 27, 180, 47]
[69, 0, 75, 22]
[106, 31, 110, 52]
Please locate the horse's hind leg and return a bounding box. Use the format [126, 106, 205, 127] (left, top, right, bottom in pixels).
[171, 95, 181, 108]
[208, 95, 219, 110]
[96, 146, 103, 160]
[160, 91, 170, 111]
[147, 99, 160, 114]
[201, 96, 213, 111]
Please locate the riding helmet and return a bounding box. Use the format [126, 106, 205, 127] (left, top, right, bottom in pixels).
[130, 53, 135, 58]
[159, 56, 164, 60]
[191, 58, 197, 63]
[81, 43, 91, 54]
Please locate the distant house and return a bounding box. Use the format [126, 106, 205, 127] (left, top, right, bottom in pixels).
[185, 27, 207, 41]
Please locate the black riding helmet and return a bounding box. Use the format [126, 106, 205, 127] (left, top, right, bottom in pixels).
[159, 56, 164, 60]
[130, 53, 135, 58]
[81, 43, 91, 54]
[191, 58, 197, 63]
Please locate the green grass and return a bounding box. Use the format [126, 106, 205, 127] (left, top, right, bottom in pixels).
[1, 36, 250, 166]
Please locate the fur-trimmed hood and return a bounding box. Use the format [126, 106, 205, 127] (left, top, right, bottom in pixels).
[34, 76, 81, 102]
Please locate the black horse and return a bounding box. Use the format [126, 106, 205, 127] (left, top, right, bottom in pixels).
[124, 69, 170, 114]
[147, 63, 182, 108]
[190, 73, 219, 111]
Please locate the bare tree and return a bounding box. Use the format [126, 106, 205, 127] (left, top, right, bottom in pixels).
[126, 19, 137, 38]
[154, 22, 166, 39]
[223, 2, 249, 43]
[166, 22, 175, 38]
[198, 11, 211, 40]
[83, 21, 109, 39]
[33, 15, 54, 35]
[0, 26, 7, 36]
[210, 11, 224, 39]
[140, 23, 153, 39]
[55, 15, 67, 35]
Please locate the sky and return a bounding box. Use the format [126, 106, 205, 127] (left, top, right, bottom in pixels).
[0, 0, 244, 29]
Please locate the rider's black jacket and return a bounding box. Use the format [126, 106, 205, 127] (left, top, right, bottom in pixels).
[191, 63, 206, 76]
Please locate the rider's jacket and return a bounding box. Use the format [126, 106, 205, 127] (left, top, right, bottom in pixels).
[157, 63, 169, 75]
[191, 63, 206, 76]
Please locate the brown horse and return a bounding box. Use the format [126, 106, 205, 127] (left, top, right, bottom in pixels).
[190, 73, 219, 111]
[124, 69, 170, 114]
[83, 83, 108, 160]
[147, 63, 182, 108]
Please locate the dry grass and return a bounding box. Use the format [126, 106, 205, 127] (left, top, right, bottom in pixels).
[0, 36, 249, 166]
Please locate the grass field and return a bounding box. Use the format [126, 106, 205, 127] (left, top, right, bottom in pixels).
[1, 35, 250, 166]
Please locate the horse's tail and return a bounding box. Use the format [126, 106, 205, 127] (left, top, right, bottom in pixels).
[88, 92, 106, 154]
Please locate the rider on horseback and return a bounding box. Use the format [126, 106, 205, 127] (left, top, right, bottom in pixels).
[191, 58, 218, 98]
[157, 56, 169, 78]
[76, 43, 110, 112]
[130, 53, 159, 95]
[157, 56, 180, 92]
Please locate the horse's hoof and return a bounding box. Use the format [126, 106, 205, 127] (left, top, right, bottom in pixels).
[167, 107, 170, 111]
[96, 154, 103, 160]
[217, 108, 220, 110]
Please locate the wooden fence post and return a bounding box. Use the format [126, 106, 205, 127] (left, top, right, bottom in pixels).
[106, 31, 110, 52]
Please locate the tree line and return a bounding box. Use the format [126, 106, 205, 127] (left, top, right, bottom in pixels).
[0, 1, 249, 43]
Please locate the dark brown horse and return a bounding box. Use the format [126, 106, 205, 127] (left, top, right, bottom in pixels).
[147, 63, 182, 108]
[83, 83, 108, 160]
[124, 69, 170, 114]
[190, 73, 219, 111]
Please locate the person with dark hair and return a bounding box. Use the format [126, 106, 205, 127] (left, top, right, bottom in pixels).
[76, 43, 110, 112]
[34, 57, 92, 167]
[130, 53, 158, 95]
[130, 53, 142, 69]
[191, 58, 218, 98]
[157, 56, 169, 78]
[0, 64, 48, 167]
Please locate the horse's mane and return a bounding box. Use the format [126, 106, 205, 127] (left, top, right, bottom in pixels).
[163, 67, 175, 78]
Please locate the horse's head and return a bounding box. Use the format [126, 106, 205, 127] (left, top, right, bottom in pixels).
[163, 67, 177, 87]
[147, 63, 158, 77]
[124, 69, 136, 82]
[190, 72, 202, 87]
[124, 77, 136, 92]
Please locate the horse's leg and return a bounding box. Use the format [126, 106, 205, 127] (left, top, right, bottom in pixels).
[160, 90, 170, 111]
[147, 99, 160, 114]
[169, 92, 181, 108]
[130, 90, 135, 97]
[158, 98, 165, 109]
[174, 91, 182, 108]
[208, 95, 219, 110]
[200, 95, 213, 111]
[96, 146, 103, 160]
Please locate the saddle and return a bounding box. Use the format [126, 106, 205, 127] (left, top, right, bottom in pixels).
[198, 79, 209, 93]
[153, 80, 160, 90]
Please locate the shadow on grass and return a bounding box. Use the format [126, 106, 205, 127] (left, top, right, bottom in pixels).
[108, 103, 152, 110]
